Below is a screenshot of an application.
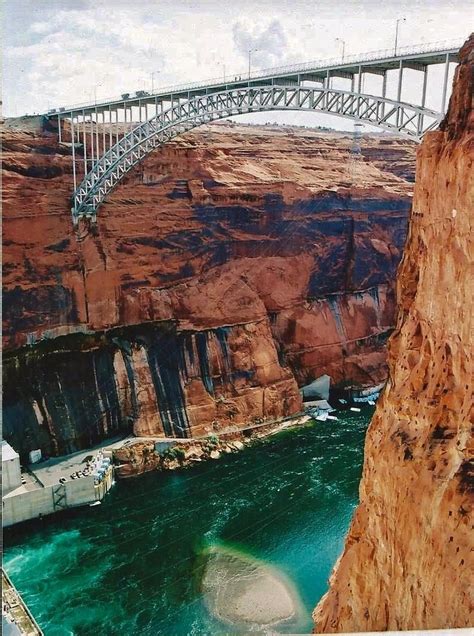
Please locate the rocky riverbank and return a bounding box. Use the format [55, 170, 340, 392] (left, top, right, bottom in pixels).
[113, 413, 312, 478]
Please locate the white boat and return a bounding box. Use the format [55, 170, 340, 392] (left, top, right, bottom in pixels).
[350, 407, 361, 413]
[315, 411, 329, 422]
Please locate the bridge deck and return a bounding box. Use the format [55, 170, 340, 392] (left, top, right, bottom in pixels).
[48, 39, 462, 117]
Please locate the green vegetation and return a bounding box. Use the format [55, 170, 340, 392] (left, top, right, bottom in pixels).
[164, 445, 186, 461]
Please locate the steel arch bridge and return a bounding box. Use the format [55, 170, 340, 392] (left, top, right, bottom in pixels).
[45, 39, 462, 222]
[72, 85, 438, 222]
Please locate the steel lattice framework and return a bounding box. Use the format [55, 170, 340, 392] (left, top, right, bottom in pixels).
[72, 86, 439, 222]
[47, 39, 462, 222]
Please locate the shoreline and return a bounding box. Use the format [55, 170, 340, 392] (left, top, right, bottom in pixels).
[112, 412, 315, 478]
[112, 400, 377, 478]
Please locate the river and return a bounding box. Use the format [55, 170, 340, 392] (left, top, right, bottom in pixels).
[3, 406, 373, 635]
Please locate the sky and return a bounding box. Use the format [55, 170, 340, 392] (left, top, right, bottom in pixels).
[2, 0, 472, 131]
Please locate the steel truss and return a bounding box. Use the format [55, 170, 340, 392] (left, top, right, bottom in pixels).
[72, 85, 439, 222]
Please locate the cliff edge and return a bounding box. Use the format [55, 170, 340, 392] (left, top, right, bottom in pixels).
[314, 34, 473, 631]
[3, 122, 414, 456]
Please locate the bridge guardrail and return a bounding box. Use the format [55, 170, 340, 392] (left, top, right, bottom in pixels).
[51, 38, 464, 114]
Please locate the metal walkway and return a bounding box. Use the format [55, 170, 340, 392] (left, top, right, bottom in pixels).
[2, 569, 43, 636]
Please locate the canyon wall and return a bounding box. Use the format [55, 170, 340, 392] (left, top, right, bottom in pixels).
[314, 35, 473, 631]
[2, 122, 415, 457]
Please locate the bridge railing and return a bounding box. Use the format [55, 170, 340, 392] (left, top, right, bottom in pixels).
[250, 37, 463, 77]
[52, 38, 464, 115]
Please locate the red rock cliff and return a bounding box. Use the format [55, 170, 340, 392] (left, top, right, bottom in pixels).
[314, 35, 473, 631]
[2, 123, 414, 456]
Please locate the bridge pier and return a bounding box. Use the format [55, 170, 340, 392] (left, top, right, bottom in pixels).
[381, 72, 387, 118]
[397, 61, 404, 128]
[417, 67, 428, 137]
[441, 53, 451, 115]
[82, 111, 87, 173]
[397, 60, 404, 102]
[71, 114, 77, 190]
[95, 107, 99, 161]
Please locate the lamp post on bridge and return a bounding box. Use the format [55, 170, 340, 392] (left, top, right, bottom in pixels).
[248, 48, 259, 80]
[335, 38, 346, 62]
[92, 82, 104, 105]
[151, 71, 161, 93]
[217, 62, 226, 83]
[394, 17, 406, 55]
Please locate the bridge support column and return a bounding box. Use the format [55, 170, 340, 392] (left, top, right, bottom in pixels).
[71, 114, 77, 191]
[57, 114, 62, 143]
[101, 112, 105, 154]
[421, 67, 428, 107]
[397, 60, 403, 102]
[441, 53, 450, 115]
[357, 66, 363, 115]
[418, 66, 428, 136]
[90, 116, 95, 167]
[381, 71, 387, 119]
[397, 61, 404, 128]
[357, 65, 362, 93]
[109, 105, 113, 149]
[95, 107, 99, 159]
[82, 110, 87, 173]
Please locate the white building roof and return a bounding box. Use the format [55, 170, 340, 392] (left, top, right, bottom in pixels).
[2, 440, 19, 462]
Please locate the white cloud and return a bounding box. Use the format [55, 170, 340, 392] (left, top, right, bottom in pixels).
[29, 21, 52, 35]
[233, 19, 288, 68]
[2, 0, 471, 129]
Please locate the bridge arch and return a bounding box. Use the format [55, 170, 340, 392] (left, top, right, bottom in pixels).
[72, 85, 439, 222]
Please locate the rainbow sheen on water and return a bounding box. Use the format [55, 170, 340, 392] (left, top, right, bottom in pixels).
[3, 407, 372, 635]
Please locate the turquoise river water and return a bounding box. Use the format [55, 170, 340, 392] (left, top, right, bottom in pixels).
[3, 406, 373, 635]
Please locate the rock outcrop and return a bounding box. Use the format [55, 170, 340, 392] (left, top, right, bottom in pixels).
[314, 35, 473, 631]
[2, 122, 415, 457]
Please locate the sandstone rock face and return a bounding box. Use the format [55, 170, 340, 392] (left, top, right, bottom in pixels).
[314, 35, 473, 632]
[2, 122, 415, 456]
